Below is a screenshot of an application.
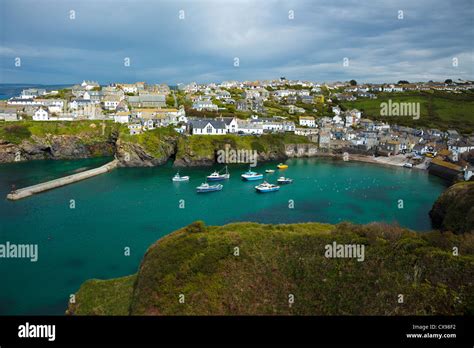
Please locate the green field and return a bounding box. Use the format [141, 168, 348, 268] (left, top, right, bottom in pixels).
[340, 91, 474, 134]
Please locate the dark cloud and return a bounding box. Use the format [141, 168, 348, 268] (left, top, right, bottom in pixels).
[0, 0, 472, 83]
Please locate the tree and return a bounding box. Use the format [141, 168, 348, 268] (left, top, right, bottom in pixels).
[445, 79, 453, 84]
[398, 80, 410, 84]
[349, 80, 357, 86]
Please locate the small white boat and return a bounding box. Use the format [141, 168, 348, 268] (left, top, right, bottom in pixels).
[403, 163, 413, 168]
[241, 169, 264, 181]
[265, 169, 275, 173]
[277, 177, 293, 184]
[207, 166, 230, 181]
[196, 183, 223, 193]
[255, 181, 280, 193]
[172, 172, 190, 182]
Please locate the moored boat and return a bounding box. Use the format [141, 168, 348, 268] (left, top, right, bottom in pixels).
[207, 166, 230, 181]
[241, 169, 264, 181]
[255, 181, 280, 193]
[277, 163, 288, 169]
[277, 177, 293, 184]
[196, 183, 223, 193]
[172, 172, 190, 182]
[403, 163, 413, 168]
[265, 169, 275, 173]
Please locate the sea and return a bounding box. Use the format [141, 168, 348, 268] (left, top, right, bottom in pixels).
[0, 157, 448, 314]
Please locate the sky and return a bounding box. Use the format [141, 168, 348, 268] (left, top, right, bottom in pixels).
[0, 0, 473, 84]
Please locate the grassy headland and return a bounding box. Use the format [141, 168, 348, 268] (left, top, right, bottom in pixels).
[68, 221, 474, 316]
[430, 181, 474, 234]
[0, 120, 120, 145]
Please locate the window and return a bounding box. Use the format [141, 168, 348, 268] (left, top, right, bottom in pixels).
[206, 125, 213, 134]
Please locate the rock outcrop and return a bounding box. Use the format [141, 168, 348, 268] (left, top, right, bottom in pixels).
[115, 138, 177, 167]
[429, 181, 474, 234]
[285, 143, 319, 157]
[0, 135, 115, 163]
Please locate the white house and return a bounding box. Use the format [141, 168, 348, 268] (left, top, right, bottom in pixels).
[192, 100, 218, 112]
[33, 107, 49, 121]
[113, 112, 130, 124]
[299, 116, 316, 127]
[345, 115, 354, 127]
[102, 95, 122, 111]
[81, 80, 100, 90]
[221, 117, 239, 133]
[237, 120, 264, 135]
[128, 123, 142, 135]
[188, 119, 226, 135]
[118, 83, 138, 94]
[282, 121, 296, 132]
[332, 115, 344, 125]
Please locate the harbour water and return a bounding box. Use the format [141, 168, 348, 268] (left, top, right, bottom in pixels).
[0, 157, 448, 314]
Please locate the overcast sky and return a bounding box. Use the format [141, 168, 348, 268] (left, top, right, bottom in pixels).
[0, 0, 473, 84]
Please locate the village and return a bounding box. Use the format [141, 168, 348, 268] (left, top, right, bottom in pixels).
[0, 78, 473, 181]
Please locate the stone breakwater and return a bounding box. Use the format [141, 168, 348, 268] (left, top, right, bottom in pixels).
[6, 159, 119, 200]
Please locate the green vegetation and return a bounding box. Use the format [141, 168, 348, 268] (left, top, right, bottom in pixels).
[166, 94, 175, 108]
[67, 275, 136, 315]
[119, 126, 179, 158]
[340, 91, 474, 134]
[69, 221, 474, 315]
[0, 121, 120, 145]
[39, 88, 72, 100]
[430, 181, 474, 234]
[0, 124, 32, 144]
[184, 107, 251, 119]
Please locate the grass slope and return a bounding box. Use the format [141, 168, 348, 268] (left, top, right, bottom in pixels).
[69, 221, 474, 316]
[340, 91, 474, 134]
[118, 126, 179, 158]
[0, 120, 120, 144]
[67, 274, 136, 315]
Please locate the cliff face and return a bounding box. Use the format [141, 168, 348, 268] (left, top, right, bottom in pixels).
[173, 134, 312, 167]
[285, 143, 319, 157]
[67, 221, 474, 316]
[115, 138, 177, 167]
[430, 181, 474, 234]
[0, 135, 115, 162]
[0, 123, 318, 167]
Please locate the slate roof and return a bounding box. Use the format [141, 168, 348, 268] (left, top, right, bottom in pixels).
[188, 118, 226, 130]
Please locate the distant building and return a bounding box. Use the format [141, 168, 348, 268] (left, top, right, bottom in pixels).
[113, 111, 130, 124]
[20, 88, 46, 99]
[192, 100, 218, 112]
[0, 108, 19, 121]
[33, 107, 49, 121]
[299, 116, 316, 127]
[128, 95, 166, 108]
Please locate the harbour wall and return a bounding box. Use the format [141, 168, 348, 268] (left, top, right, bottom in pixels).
[6, 159, 119, 200]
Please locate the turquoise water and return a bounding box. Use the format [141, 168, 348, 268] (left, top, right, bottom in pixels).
[0, 157, 448, 315]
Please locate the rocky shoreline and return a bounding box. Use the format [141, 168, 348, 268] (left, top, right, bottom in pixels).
[0, 133, 422, 172]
